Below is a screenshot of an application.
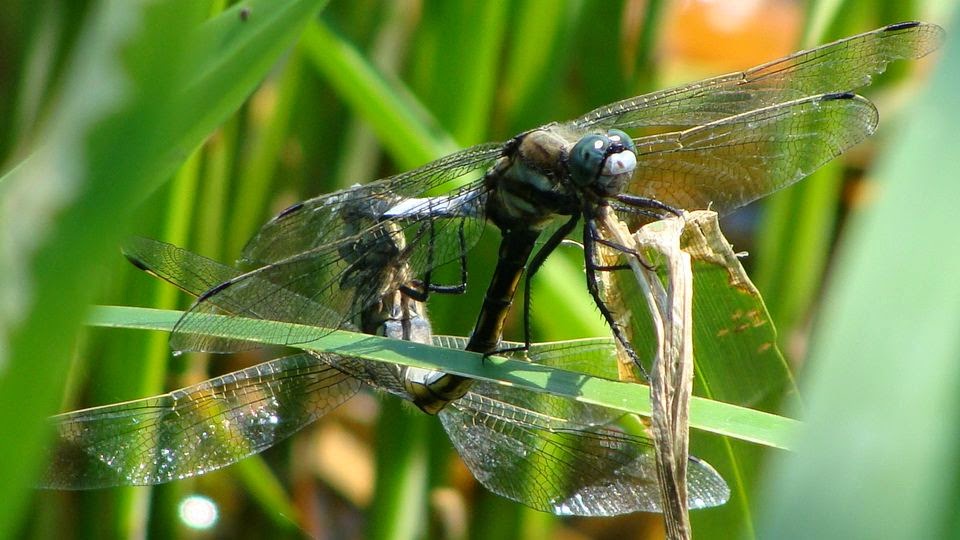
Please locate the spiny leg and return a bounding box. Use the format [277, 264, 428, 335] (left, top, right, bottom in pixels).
[615, 194, 682, 217]
[584, 218, 650, 380]
[521, 215, 581, 352]
[403, 217, 469, 301]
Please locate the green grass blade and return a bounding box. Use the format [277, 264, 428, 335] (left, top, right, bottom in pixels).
[87, 305, 800, 452]
[368, 404, 429, 540]
[0, 4, 207, 536]
[301, 20, 459, 170]
[225, 48, 306, 254]
[0, 1, 328, 536]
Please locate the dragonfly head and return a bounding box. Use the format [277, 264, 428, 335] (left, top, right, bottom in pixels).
[568, 129, 637, 197]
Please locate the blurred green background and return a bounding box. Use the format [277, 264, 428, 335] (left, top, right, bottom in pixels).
[1, 0, 957, 538]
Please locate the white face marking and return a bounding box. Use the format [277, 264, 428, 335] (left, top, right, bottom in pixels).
[602, 149, 637, 176]
[593, 140, 604, 150]
[609, 133, 622, 142]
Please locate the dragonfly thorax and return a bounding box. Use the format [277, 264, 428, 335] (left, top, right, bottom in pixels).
[483, 127, 582, 232]
[484, 127, 639, 233]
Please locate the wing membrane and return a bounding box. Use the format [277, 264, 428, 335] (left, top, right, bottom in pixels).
[150, 144, 501, 354]
[103, 241, 734, 513]
[41, 353, 360, 489]
[440, 382, 730, 515]
[575, 22, 941, 131]
[241, 143, 502, 266]
[625, 93, 878, 215]
[170, 182, 489, 353]
[124, 237, 343, 352]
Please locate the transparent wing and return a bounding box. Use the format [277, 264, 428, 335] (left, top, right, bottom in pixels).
[440, 383, 730, 516]
[241, 142, 503, 266]
[40, 353, 361, 489]
[124, 237, 236, 295]
[128, 147, 502, 353]
[430, 336, 620, 380]
[623, 93, 878, 216]
[574, 21, 942, 131]
[123, 238, 421, 397]
[170, 181, 488, 353]
[432, 338, 727, 515]
[123, 237, 341, 352]
[320, 355, 410, 400]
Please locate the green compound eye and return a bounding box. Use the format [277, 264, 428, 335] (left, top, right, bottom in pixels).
[569, 134, 610, 187]
[569, 131, 637, 188]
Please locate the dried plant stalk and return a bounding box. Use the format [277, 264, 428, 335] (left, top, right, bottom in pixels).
[598, 207, 695, 540]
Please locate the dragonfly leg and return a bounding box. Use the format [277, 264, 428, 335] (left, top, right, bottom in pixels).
[610, 203, 673, 221]
[399, 283, 430, 301]
[436, 218, 469, 294]
[614, 193, 682, 217]
[520, 214, 581, 351]
[584, 218, 650, 379]
[403, 218, 470, 301]
[403, 278, 467, 300]
[592, 263, 631, 272]
[593, 235, 656, 271]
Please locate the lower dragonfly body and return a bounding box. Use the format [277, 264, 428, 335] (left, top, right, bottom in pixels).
[42, 239, 730, 515]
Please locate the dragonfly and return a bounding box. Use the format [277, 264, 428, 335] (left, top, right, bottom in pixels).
[42, 238, 731, 516]
[169, 22, 942, 391]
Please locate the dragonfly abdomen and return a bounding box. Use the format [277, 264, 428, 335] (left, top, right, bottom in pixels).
[466, 228, 541, 354]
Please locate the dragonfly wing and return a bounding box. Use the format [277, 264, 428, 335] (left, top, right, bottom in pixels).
[170, 146, 498, 353]
[169, 182, 489, 353]
[124, 238, 343, 354]
[524, 338, 621, 380]
[624, 92, 878, 216]
[241, 143, 502, 266]
[41, 353, 360, 489]
[124, 237, 237, 295]
[170, 241, 369, 352]
[320, 355, 411, 401]
[574, 22, 941, 131]
[439, 383, 730, 515]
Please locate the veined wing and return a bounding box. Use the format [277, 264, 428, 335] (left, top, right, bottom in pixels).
[622, 92, 878, 216]
[123, 241, 731, 513]
[170, 180, 489, 353]
[124, 238, 343, 352]
[124, 237, 418, 398]
[152, 144, 501, 353]
[41, 352, 360, 489]
[439, 382, 730, 516]
[306, 327, 725, 515]
[574, 22, 942, 131]
[432, 335, 625, 424]
[241, 142, 502, 266]
[124, 237, 243, 297]
[321, 356, 408, 399]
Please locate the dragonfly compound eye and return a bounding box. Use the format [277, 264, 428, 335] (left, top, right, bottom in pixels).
[569, 134, 610, 187]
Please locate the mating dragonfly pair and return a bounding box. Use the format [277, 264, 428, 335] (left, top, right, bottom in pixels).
[42, 22, 942, 515]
